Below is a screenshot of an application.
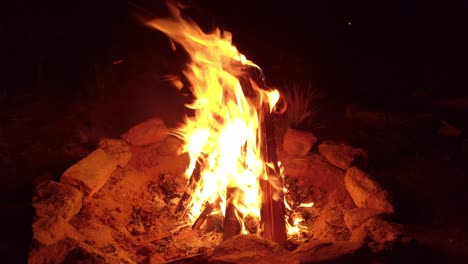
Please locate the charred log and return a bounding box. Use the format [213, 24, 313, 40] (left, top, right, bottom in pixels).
[222, 187, 242, 241]
[176, 156, 204, 214]
[192, 202, 214, 230]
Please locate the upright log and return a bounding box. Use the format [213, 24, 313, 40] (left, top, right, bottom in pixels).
[259, 103, 287, 247]
[241, 66, 287, 247]
[222, 188, 242, 241]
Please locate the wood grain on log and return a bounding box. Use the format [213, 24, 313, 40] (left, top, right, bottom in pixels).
[176, 156, 204, 214]
[222, 187, 242, 241]
[260, 103, 287, 247]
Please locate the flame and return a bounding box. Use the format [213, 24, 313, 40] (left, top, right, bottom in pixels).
[147, 4, 309, 237]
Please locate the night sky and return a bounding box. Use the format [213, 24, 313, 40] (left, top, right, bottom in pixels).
[5, 0, 468, 103]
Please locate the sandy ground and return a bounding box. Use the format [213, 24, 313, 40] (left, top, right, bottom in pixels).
[1, 62, 468, 263]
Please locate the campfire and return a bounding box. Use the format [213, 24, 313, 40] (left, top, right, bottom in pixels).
[29, 3, 408, 264]
[145, 3, 315, 246]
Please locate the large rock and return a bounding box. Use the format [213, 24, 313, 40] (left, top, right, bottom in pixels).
[350, 218, 405, 253]
[98, 138, 132, 167]
[32, 181, 82, 245]
[121, 118, 169, 146]
[344, 208, 383, 231]
[29, 238, 79, 264]
[309, 190, 354, 242]
[318, 141, 368, 170]
[209, 234, 294, 264]
[30, 239, 134, 264]
[61, 148, 119, 197]
[344, 167, 394, 214]
[282, 154, 345, 193]
[283, 128, 317, 156]
[162, 135, 184, 155]
[292, 240, 372, 264]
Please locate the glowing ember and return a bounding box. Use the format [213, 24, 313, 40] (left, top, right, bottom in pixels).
[146, 3, 311, 239]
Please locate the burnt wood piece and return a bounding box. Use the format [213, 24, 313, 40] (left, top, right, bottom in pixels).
[239, 66, 287, 247]
[176, 156, 204, 214]
[191, 202, 214, 230]
[259, 102, 287, 248]
[222, 187, 242, 241]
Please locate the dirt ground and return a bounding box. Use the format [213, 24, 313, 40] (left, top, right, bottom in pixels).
[1, 71, 467, 262]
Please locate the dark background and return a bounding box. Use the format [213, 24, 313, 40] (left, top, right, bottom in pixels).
[2, 0, 468, 262]
[5, 0, 468, 102]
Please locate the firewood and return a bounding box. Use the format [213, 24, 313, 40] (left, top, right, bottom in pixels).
[222, 187, 241, 241]
[175, 156, 204, 214]
[191, 202, 214, 230]
[239, 66, 287, 247]
[260, 103, 287, 247]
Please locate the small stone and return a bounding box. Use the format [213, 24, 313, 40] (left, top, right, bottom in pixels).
[292, 240, 372, 264]
[99, 244, 117, 254]
[28, 238, 79, 264]
[366, 190, 395, 215]
[126, 223, 145, 235]
[310, 190, 352, 242]
[121, 118, 169, 146]
[283, 128, 317, 156]
[98, 138, 132, 167]
[318, 141, 368, 170]
[62, 243, 131, 263]
[350, 218, 405, 253]
[34, 181, 83, 221]
[282, 154, 345, 193]
[32, 181, 82, 245]
[344, 167, 394, 214]
[344, 208, 383, 231]
[61, 148, 119, 197]
[209, 234, 294, 264]
[163, 136, 184, 155]
[137, 244, 157, 257]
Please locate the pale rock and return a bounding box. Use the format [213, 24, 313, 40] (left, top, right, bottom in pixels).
[318, 141, 368, 170]
[283, 128, 317, 156]
[32, 181, 82, 245]
[98, 138, 132, 167]
[163, 136, 184, 155]
[29, 237, 134, 264]
[209, 234, 295, 264]
[33, 218, 77, 247]
[344, 208, 383, 231]
[365, 190, 395, 214]
[310, 190, 353, 242]
[121, 117, 169, 146]
[292, 240, 372, 264]
[344, 167, 394, 214]
[61, 148, 119, 197]
[28, 238, 79, 264]
[350, 218, 405, 253]
[282, 154, 345, 193]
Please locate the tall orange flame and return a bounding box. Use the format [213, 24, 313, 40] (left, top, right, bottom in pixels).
[147, 3, 310, 237]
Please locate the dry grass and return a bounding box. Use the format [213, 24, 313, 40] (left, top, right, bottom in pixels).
[280, 83, 318, 130]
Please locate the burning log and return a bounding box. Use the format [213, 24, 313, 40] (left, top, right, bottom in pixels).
[222, 188, 242, 241]
[233, 67, 287, 246]
[260, 102, 287, 247]
[175, 156, 204, 214]
[191, 202, 214, 230]
[147, 7, 288, 247]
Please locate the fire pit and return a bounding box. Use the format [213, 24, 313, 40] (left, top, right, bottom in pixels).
[28, 4, 409, 264]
